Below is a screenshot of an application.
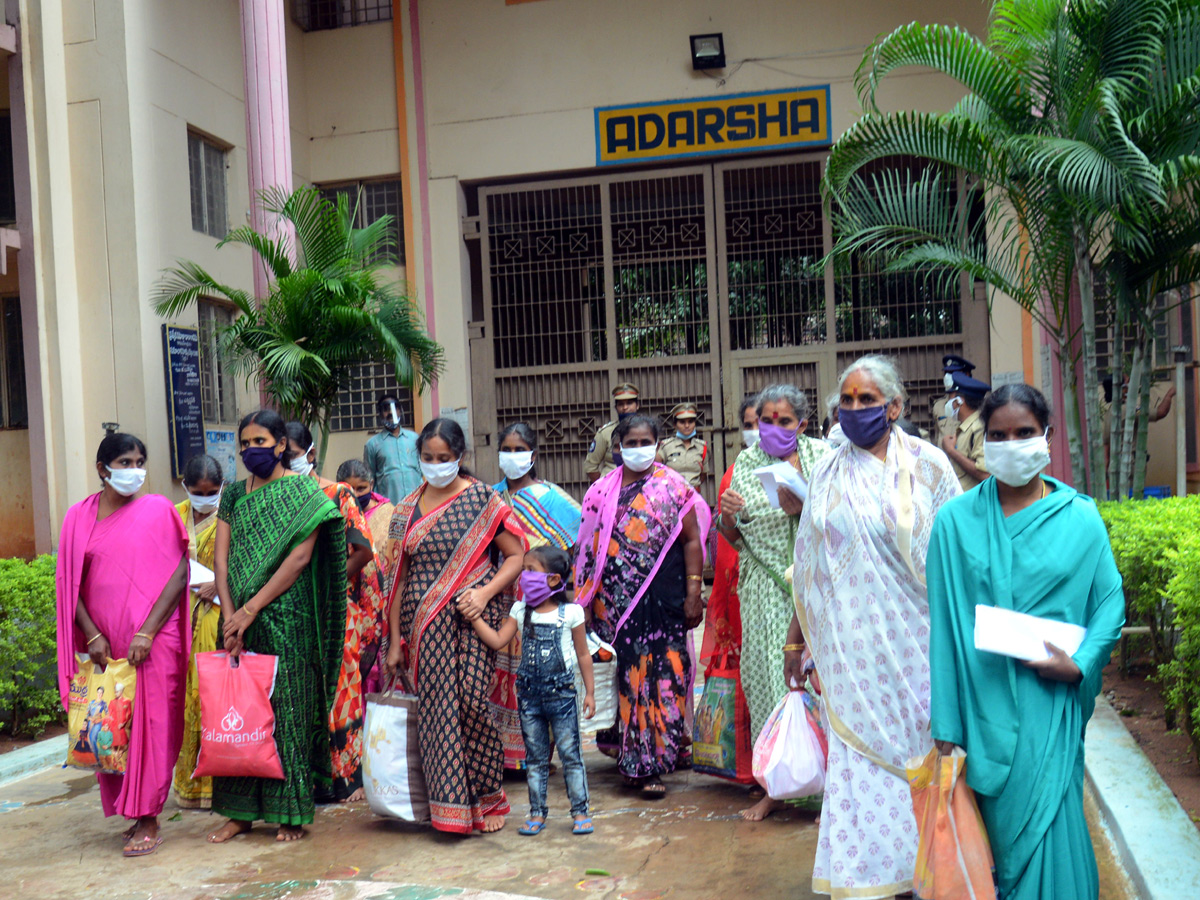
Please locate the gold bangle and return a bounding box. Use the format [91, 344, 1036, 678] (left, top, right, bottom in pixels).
[782, 643, 805, 652]
[134, 631, 154, 641]
[86, 633, 104, 645]
[686, 574, 703, 581]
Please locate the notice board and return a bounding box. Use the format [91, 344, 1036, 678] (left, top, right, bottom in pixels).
[161, 324, 206, 479]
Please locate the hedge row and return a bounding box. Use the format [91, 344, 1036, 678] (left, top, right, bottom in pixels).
[0, 555, 61, 737]
[1099, 496, 1200, 758]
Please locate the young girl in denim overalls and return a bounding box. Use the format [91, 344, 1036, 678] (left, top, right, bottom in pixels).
[465, 546, 596, 835]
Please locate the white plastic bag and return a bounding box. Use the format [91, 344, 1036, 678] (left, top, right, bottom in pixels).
[575, 632, 618, 733]
[362, 687, 430, 824]
[751, 691, 826, 799]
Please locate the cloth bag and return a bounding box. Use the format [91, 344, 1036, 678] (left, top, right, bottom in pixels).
[192, 651, 284, 779]
[905, 747, 997, 900]
[692, 649, 754, 784]
[363, 682, 430, 824]
[751, 690, 826, 799]
[65, 655, 137, 774]
[575, 632, 618, 733]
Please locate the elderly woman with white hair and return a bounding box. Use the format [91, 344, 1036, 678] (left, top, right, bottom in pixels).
[718, 382, 831, 821]
[787, 355, 961, 900]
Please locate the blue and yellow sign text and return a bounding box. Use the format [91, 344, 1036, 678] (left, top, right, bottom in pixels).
[595, 86, 831, 166]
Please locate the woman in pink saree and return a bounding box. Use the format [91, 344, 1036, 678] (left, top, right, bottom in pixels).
[56, 433, 190, 858]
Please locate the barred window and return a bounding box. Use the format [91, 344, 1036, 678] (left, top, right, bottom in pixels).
[292, 0, 391, 32]
[188, 132, 228, 239]
[332, 362, 415, 433]
[198, 300, 238, 424]
[0, 296, 26, 429]
[317, 178, 405, 265]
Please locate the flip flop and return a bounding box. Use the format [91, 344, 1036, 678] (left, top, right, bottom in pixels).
[123, 836, 163, 858]
[518, 818, 547, 836]
[572, 816, 594, 835]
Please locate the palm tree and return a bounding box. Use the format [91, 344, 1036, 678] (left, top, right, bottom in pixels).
[823, 0, 1187, 496]
[153, 186, 444, 473]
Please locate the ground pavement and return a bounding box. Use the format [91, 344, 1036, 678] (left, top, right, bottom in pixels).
[1, 730, 1133, 900]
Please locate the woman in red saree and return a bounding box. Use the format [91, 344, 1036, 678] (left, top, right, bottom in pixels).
[383, 418, 526, 834]
[55, 433, 190, 858]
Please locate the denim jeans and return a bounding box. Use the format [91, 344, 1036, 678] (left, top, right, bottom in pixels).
[519, 686, 589, 818]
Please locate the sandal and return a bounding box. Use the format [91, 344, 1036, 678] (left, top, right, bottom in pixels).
[572, 816, 594, 835]
[518, 818, 547, 836]
[641, 776, 667, 800]
[123, 836, 163, 858]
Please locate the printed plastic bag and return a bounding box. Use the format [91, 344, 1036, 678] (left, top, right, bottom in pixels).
[692, 650, 754, 784]
[192, 651, 284, 779]
[363, 684, 430, 823]
[575, 632, 618, 733]
[906, 747, 996, 900]
[65, 655, 137, 774]
[751, 690, 826, 799]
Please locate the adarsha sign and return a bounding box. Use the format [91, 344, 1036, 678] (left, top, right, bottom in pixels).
[595, 86, 831, 166]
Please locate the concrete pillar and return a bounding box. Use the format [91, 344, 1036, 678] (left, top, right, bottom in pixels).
[239, 0, 293, 298]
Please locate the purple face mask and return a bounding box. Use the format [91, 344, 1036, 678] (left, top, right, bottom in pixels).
[519, 570, 560, 606]
[757, 421, 799, 459]
[241, 445, 281, 479]
[839, 405, 891, 449]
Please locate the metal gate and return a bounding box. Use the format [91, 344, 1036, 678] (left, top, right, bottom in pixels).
[469, 153, 990, 503]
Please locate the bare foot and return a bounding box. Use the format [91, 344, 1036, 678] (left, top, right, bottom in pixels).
[276, 825, 305, 842]
[207, 819, 252, 843]
[340, 787, 365, 803]
[482, 814, 506, 833]
[123, 816, 159, 854]
[739, 796, 785, 821]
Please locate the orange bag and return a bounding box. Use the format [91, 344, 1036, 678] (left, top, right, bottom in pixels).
[905, 747, 996, 900]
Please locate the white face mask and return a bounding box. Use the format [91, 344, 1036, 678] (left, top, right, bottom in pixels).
[498, 450, 534, 481]
[983, 436, 1051, 487]
[742, 429, 760, 448]
[944, 372, 956, 391]
[826, 423, 848, 448]
[187, 490, 222, 513]
[105, 466, 146, 497]
[620, 444, 657, 473]
[946, 396, 963, 425]
[289, 443, 315, 477]
[421, 458, 461, 488]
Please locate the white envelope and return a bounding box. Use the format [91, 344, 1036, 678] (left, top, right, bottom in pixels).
[754, 462, 809, 508]
[189, 559, 216, 585]
[973, 604, 1087, 662]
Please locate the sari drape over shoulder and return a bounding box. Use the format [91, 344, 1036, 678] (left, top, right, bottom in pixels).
[793, 429, 960, 899]
[56, 493, 190, 820]
[382, 479, 522, 833]
[211, 476, 346, 827]
[928, 477, 1124, 900]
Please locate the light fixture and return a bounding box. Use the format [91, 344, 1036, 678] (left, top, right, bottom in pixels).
[690, 33, 725, 71]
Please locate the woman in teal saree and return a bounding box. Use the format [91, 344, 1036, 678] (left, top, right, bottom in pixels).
[927, 384, 1124, 900]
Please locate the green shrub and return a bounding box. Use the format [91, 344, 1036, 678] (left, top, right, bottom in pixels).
[1162, 534, 1200, 759]
[0, 555, 63, 737]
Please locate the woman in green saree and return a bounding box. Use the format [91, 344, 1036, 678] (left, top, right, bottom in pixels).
[206, 410, 347, 844]
[927, 384, 1124, 900]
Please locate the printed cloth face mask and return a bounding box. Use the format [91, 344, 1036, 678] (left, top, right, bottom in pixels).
[105, 467, 146, 497]
[498, 450, 534, 481]
[984, 436, 1051, 487]
[620, 444, 657, 472]
[421, 458, 461, 488]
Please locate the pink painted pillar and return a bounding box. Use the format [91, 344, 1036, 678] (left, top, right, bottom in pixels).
[239, 0, 293, 299]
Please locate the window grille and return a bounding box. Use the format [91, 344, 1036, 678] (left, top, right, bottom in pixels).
[0, 297, 26, 429]
[198, 300, 237, 424]
[188, 132, 228, 239]
[292, 0, 391, 32]
[317, 178, 405, 264]
[331, 361, 415, 433]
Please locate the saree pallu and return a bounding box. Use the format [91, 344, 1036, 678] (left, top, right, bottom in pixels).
[211, 477, 346, 826]
[173, 500, 221, 808]
[362, 493, 395, 696]
[928, 477, 1125, 900]
[575, 464, 711, 779]
[56, 493, 190, 820]
[491, 479, 583, 768]
[729, 438, 829, 736]
[793, 429, 960, 899]
[383, 479, 522, 833]
[324, 482, 386, 801]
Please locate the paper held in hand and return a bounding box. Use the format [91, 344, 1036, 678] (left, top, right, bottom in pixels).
[190, 560, 216, 586]
[974, 604, 1087, 662]
[754, 462, 808, 508]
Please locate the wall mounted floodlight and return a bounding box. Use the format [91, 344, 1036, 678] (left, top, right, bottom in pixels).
[102, 422, 120, 435]
[690, 33, 725, 70]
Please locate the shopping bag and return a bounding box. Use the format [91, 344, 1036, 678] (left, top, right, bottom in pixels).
[692, 650, 754, 784]
[192, 651, 284, 779]
[363, 683, 430, 824]
[65, 655, 137, 774]
[575, 632, 618, 733]
[751, 690, 826, 799]
[906, 747, 996, 900]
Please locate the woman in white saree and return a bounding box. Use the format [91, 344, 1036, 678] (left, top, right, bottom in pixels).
[787, 355, 961, 900]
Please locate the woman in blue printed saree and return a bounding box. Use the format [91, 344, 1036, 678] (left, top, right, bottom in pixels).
[927, 384, 1124, 900]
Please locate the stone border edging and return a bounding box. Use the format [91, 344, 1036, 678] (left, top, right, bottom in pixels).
[1085, 696, 1200, 899]
[0, 733, 66, 787]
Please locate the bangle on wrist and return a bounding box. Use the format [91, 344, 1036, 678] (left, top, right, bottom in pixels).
[87, 633, 104, 646]
[135, 631, 154, 641]
[782, 642, 805, 652]
[686, 574, 703, 581]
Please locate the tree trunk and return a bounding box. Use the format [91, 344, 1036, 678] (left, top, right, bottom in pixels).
[1058, 340, 1088, 490]
[1106, 356, 1123, 501]
[1132, 344, 1153, 499]
[1075, 228, 1104, 497]
[1118, 339, 1145, 500]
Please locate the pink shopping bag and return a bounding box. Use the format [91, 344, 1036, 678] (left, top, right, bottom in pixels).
[192, 651, 284, 780]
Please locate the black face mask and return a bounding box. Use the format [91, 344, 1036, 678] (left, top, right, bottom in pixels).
[355, 492, 372, 513]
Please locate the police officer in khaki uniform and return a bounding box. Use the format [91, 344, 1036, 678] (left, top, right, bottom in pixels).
[584, 382, 642, 481]
[657, 402, 708, 489]
[940, 370, 991, 492]
[933, 354, 978, 443]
